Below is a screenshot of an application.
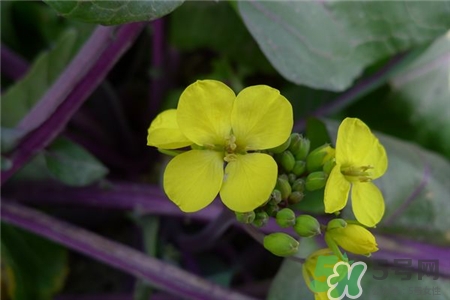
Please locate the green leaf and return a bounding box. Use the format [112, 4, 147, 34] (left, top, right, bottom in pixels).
[44, 137, 109, 186]
[306, 118, 331, 150]
[325, 120, 450, 245]
[1, 29, 78, 128]
[1, 223, 68, 300]
[44, 0, 184, 25]
[389, 33, 450, 157]
[238, 1, 450, 91]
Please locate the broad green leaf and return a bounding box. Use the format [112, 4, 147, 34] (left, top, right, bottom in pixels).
[1, 29, 78, 128]
[44, 137, 108, 186]
[1, 223, 68, 300]
[325, 120, 450, 245]
[238, 1, 450, 91]
[44, 0, 184, 25]
[389, 33, 450, 157]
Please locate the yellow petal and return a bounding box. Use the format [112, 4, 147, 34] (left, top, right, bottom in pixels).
[147, 109, 192, 149]
[351, 182, 385, 227]
[327, 224, 378, 255]
[220, 153, 277, 212]
[163, 150, 223, 212]
[231, 85, 293, 150]
[336, 118, 388, 179]
[324, 165, 350, 213]
[177, 80, 235, 147]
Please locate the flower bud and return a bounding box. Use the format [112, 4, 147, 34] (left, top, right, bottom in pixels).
[306, 144, 335, 172]
[275, 176, 292, 200]
[265, 201, 280, 217]
[235, 211, 256, 223]
[326, 223, 378, 255]
[270, 189, 282, 204]
[253, 211, 269, 227]
[323, 158, 336, 175]
[305, 171, 327, 191]
[288, 173, 297, 185]
[291, 160, 306, 176]
[288, 191, 304, 204]
[291, 178, 305, 192]
[327, 218, 347, 230]
[269, 136, 291, 154]
[277, 150, 296, 172]
[276, 208, 296, 228]
[263, 233, 299, 257]
[294, 215, 321, 237]
[289, 134, 310, 161]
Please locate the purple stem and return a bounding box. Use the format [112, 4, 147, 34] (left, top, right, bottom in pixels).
[293, 53, 408, 131]
[0, 201, 257, 300]
[1, 43, 29, 80]
[148, 18, 166, 118]
[1, 23, 145, 186]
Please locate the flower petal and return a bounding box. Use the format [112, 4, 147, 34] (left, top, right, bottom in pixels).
[220, 153, 277, 212]
[351, 182, 385, 227]
[324, 165, 350, 213]
[163, 150, 223, 212]
[328, 224, 378, 255]
[147, 109, 192, 149]
[177, 80, 235, 147]
[231, 85, 293, 150]
[336, 118, 388, 179]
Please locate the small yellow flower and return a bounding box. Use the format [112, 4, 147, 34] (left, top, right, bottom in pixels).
[326, 223, 378, 255]
[147, 80, 293, 212]
[324, 118, 387, 227]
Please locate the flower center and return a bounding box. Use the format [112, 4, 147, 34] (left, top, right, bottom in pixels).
[341, 165, 373, 182]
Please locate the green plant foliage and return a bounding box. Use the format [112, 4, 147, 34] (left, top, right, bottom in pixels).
[44, 137, 108, 186]
[44, 0, 184, 25]
[1, 223, 68, 300]
[238, 1, 450, 91]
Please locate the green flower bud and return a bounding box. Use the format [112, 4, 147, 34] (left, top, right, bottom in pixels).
[288, 133, 302, 153]
[235, 211, 256, 224]
[288, 173, 297, 185]
[293, 135, 311, 161]
[306, 144, 335, 172]
[265, 201, 280, 217]
[276, 208, 296, 228]
[291, 178, 305, 192]
[294, 215, 321, 237]
[305, 171, 327, 191]
[277, 150, 295, 172]
[271, 189, 282, 204]
[263, 233, 299, 257]
[327, 218, 347, 230]
[292, 160, 306, 176]
[323, 158, 336, 175]
[253, 211, 269, 227]
[269, 136, 291, 154]
[288, 191, 304, 204]
[275, 176, 292, 200]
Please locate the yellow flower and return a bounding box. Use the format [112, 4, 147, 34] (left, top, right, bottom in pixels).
[147, 80, 293, 212]
[326, 223, 378, 255]
[324, 118, 387, 227]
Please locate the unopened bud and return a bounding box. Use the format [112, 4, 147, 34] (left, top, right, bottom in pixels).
[288, 191, 304, 204]
[253, 211, 269, 227]
[291, 178, 305, 192]
[276, 176, 292, 200]
[235, 211, 255, 224]
[265, 202, 280, 217]
[277, 150, 296, 172]
[276, 208, 296, 228]
[263, 233, 299, 257]
[269, 136, 291, 154]
[292, 135, 311, 161]
[292, 160, 306, 176]
[294, 215, 321, 237]
[271, 189, 282, 204]
[305, 171, 327, 191]
[288, 173, 297, 185]
[306, 144, 335, 172]
[327, 218, 347, 230]
[323, 158, 336, 175]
